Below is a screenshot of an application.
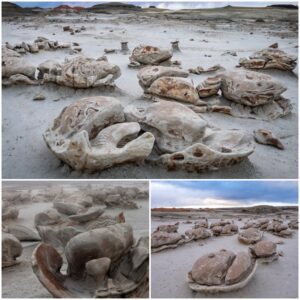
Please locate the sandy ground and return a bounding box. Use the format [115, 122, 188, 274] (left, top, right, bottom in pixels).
[2, 183, 149, 298]
[2, 8, 298, 179]
[151, 214, 298, 298]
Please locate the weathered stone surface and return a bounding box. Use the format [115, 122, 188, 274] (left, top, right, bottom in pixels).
[220, 70, 286, 107]
[5, 225, 41, 241]
[159, 128, 254, 172]
[138, 65, 189, 89]
[196, 77, 221, 98]
[147, 77, 201, 105]
[2, 207, 19, 221]
[53, 202, 84, 216]
[44, 96, 155, 172]
[249, 240, 277, 257]
[191, 249, 236, 285]
[225, 252, 252, 285]
[185, 227, 211, 240]
[2, 233, 23, 268]
[32, 223, 148, 297]
[156, 223, 179, 233]
[34, 209, 62, 227]
[254, 129, 284, 150]
[68, 207, 104, 223]
[125, 100, 207, 153]
[42, 56, 121, 88]
[2, 47, 36, 79]
[238, 228, 263, 244]
[151, 231, 183, 248]
[129, 45, 172, 66]
[238, 47, 297, 71]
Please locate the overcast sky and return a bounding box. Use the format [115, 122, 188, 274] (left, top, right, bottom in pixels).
[14, 1, 298, 9]
[151, 181, 298, 208]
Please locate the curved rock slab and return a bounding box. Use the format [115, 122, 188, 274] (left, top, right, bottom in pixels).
[53, 202, 84, 216]
[147, 77, 201, 105]
[187, 250, 256, 293]
[138, 66, 189, 89]
[32, 224, 148, 298]
[238, 228, 263, 244]
[2, 47, 36, 79]
[42, 56, 121, 88]
[34, 209, 62, 227]
[68, 207, 104, 223]
[220, 70, 287, 107]
[125, 100, 207, 153]
[2, 233, 23, 268]
[151, 231, 186, 253]
[238, 47, 297, 71]
[44, 96, 155, 172]
[6, 225, 41, 242]
[159, 128, 254, 172]
[129, 45, 173, 67]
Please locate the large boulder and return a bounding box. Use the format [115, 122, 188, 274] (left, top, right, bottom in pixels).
[187, 249, 256, 293]
[220, 70, 287, 107]
[129, 45, 173, 66]
[43, 96, 155, 172]
[42, 56, 121, 88]
[238, 228, 263, 244]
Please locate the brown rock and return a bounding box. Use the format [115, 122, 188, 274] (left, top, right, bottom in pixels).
[191, 249, 236, 285]
[225, 252, 252, 285]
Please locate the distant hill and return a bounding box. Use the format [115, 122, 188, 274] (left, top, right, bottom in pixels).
[2, 2, 25, 16]
[239, 205, 281, 214]
[87, 2, 141, 13]
[53, 5, 85, 12]
[268, 4, 298, 9]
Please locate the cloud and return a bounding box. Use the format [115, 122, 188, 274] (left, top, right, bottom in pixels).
[151, 181, 298, 208]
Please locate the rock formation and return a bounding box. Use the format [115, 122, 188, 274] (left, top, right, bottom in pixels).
[187, 249, 257, 293]
[43, 96, 155, 172]
[32, 223, 148, 297]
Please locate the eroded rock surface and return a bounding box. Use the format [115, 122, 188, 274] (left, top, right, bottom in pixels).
[238, 46, 297, 71]
[2, 233, 23, 268]
[32, 223, 148, 298]
[44, 96, 155, 172]
[238, 228, 263, 244]
[129, 45, 173, 67]
[41, 56, 121, 88]
[187, 249, 256, 293]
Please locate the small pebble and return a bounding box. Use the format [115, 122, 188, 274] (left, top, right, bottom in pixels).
[33, 94, 45, 101]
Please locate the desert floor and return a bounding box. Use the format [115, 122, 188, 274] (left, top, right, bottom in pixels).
[151, 211, 298, 298]
[2, 8, 298, 179]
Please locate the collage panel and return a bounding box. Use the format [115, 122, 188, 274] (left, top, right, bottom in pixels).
[2, 181, 149, 298]
[1, 1, 298, 179]
[151, 180, 298, 298]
